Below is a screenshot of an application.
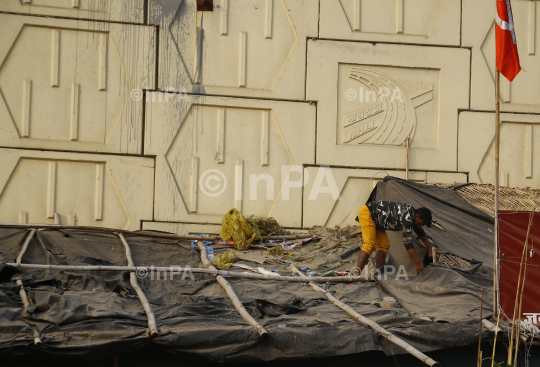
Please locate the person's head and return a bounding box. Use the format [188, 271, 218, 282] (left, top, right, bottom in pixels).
[414, 207, 432, 228]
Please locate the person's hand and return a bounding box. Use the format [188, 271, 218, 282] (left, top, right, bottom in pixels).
[415, 261, 424, 274]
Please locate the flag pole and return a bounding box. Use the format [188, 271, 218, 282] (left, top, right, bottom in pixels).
[494, 68, 500, 317]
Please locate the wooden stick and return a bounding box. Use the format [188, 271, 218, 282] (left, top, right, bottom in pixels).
[290, 265, 439, 367]
[196, 241, 268, 336]
[53, 213, 60, 225]
[15, 229, 42, 345]
[477, 288, 485, 367]
[7, 263, 373, 283]
[117, 234, 159, 338]
[494, 67, 500, 318]
[0, 222, 312, 242]
[432, 247, 437, 263]
[16, 229, 37, 265]
[491, 307, 502, 367]
[507, 213, 533, 365]
[513, 251, 529, 367]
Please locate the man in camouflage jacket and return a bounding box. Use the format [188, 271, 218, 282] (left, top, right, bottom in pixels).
[355, 200, 433, 275]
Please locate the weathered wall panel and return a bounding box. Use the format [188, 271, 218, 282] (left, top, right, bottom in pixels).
[0, 148, 154, 230]
[306, 40, 470, 172]
[320, 0, 461, 46]
[148, 0, 318, 100]
[0, 14, 156, 154]
[0, 0, 145, 23]
[302, 167, 467, 228]
[459, 112, 540, 189]
[463, 0, 540, 114]
[145, 93, 315, 227]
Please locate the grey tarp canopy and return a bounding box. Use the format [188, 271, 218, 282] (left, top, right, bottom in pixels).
[0, 176, 499, 361]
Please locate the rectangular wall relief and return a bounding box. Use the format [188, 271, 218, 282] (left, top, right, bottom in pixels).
[0, 14, 156, 154]
[307, 40, 470, 172]
[459, 112, 540, 189]
[0, 0, 145, 23]
[319, 0, 461, 46]
[0, 148, 154, 230]
[148, 0, 319, 100]
[144, 94, 316, 228]
[302, 167, 466, 228]
[463, 0, 540, 114]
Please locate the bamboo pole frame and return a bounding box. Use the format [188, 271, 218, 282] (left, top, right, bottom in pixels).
[7, 263, 373, 284]
[477, 289, 485, 367]
[290, 265, 439, 367]
[15, 229, 42, 345]
[196, 241, 268, 336]
[490, 309, 501, 367]
[117, 234, 159, 338]
[0, 223, 312, 242]
[494, 68, 500, 318]
[507, 213, 533, 365]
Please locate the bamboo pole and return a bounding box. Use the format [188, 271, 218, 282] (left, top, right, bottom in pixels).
[507, 213, 533, 366]
[0, 222, 312, 242]
[16, 229, 37, 265]
[494, 68, 500, 318]
[196, 241, 268, 336]
[513, 250, 529, 367]
[290, 265, 439, 367]
[116, 234, 159, 338]
[15, 229, 42, 346]
[6, 263, 373, 284]
[477, 289, 485, 367]
[491, 307, 502, 367]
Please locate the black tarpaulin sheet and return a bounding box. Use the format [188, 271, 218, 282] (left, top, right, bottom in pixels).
[374, 177, 496, 321]
[0, 179, 501, 361]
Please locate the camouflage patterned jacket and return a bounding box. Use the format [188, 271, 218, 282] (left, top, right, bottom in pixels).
[366, 200, 426, 250]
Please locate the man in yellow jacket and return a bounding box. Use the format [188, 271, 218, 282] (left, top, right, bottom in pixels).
[355, 200, 433, 275]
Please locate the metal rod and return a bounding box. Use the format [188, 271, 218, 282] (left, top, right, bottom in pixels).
[290, 265, 439, 367]
[14, 230, 42, 345]
[6, 263, 373, 283]
[117, 233, 159, 338]
[0, 222, 312, 242]
[494, 68, 500, 318]
[196, 241, 268, 336]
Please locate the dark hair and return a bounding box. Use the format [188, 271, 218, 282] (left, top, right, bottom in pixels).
[415, 207, 432, 228]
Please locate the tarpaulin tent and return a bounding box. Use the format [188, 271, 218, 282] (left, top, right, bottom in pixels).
[0, 177, 503, 361]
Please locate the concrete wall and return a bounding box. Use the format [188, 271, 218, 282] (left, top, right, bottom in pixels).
[0, 0, 538, 233]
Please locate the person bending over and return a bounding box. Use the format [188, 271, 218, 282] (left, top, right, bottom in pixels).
[355, 200, 433, 275]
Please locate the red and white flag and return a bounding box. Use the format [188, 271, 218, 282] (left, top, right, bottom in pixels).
[495, 0, 521, 81]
